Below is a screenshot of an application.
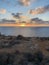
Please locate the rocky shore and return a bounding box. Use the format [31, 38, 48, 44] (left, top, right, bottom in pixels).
[0, 33, 49, 65]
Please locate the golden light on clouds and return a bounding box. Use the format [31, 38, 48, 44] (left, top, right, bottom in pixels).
[20, 0, 30, 6]
[20, 15, 29, 21]
[29, 5, 49, 15]
[19, 0, 36, 6]
[0, 9, 6, 14]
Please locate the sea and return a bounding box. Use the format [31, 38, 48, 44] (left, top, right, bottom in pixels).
[0, 27, 49, 37]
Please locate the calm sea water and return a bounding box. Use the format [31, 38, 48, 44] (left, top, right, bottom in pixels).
[0, 27, 49, 37]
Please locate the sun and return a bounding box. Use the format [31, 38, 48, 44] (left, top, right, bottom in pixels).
[20, 24, 26, 27]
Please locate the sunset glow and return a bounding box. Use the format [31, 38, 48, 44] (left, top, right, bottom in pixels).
[0, 23, 49, 27]
[0, 0, 49, 25]
[20, 24, 26, 27]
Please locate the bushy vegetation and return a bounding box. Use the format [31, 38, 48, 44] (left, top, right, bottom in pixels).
[0, 34, 49, 65]
[0, 51, 49, 65]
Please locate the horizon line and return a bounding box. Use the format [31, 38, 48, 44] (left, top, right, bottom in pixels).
[0, 23, 49, 27]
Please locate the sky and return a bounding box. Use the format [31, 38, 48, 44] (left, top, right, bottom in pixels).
[0, 0, 49, 23]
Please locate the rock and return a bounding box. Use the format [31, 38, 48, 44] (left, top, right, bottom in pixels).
[16, 35, 24, 40]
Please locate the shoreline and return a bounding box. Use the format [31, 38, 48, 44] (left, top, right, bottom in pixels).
[0, 33, 49, 55]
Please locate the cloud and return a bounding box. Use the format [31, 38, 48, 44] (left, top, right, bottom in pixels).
[19, 0, 36, 6]
[2, 0, 31, 6]
[29, 5, 49, 15]
[0, 19, 16, 23]
[12, 13, 29, 22]
[0, 9, 6, 14]
[30, 18, 49, 24]
[12, 13, 22, 19]
[0, 18, 49, 24]
[19, 0, 30, 6]
[20, 15, 29, 21]
[1, 0, 36, 7]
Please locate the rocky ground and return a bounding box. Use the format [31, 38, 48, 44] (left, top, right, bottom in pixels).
[0, 33, 49, 65]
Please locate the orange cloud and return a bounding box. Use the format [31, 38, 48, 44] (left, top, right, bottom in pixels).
[0, 9, 6, 14]
[20, 15, 29, 21]
[20, 15, 28, 18]
[29, 5, 49, 15]
[19, 0, 32, 6]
